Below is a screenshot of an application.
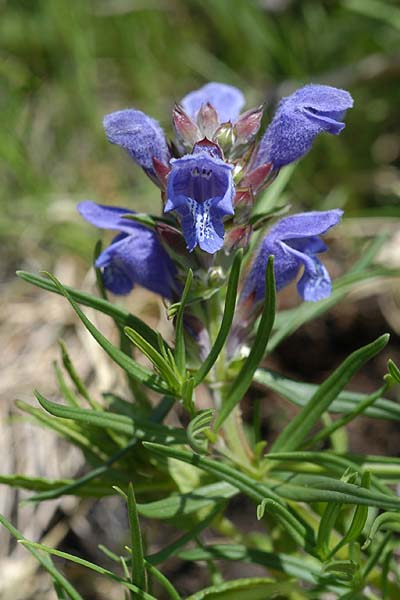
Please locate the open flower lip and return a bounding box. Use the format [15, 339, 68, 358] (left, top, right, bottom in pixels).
[165, 150, 235, 253]
[242, 209, 344, 303]
[78, 201, 177, 298]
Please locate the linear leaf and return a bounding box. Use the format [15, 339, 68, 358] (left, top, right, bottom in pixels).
[174, 269, 193, 375]
[177, 544, 320, 583]
[35, 391, 186, 444]
[185, 577, 298, 600]
[16, 270, 161, 348]
[127, 483, 147, 593]
[136, 482, 237, 520]
[271, 474, 400, 510]
[0, 514, 84, 600]
[124, 327, 180, 392]
[270, 334, 389, 452]
[193, 250, 242, 386]
[0, 474, 113, 497]
[214, 256, 275, 430]
[40, 273, 171, 394]
[143, 443, 314, 548]
[254, 369, 400, 421]
[19, 541, 157, 599]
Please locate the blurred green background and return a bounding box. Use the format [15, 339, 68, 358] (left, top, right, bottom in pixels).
[2, 0, 400, 275]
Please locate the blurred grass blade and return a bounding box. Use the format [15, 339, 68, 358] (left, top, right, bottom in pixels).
[254, 369, 400, 421]
[271, 334, 389, 452]
[0, 473, 113, 498]
[16, 270, 162, 349]
[41, 272, 171, 395]
[59, 339, 96, 406]
[127, 483, 147, 593]
[0, 514, 84, 600]
[19, 540, 157, 599]
[174, 268, 193, 375]
[194, 250, 242, 386]
[214, 256, 275, 430]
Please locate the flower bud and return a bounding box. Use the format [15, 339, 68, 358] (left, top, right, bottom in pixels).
[234, 105, 264, 144]
[197, 102, 220, 139]
[173, 104, 201, 147]
[215, 122, 236, 154]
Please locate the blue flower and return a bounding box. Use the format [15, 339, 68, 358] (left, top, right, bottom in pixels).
[164, 147, 235, 253]
[181, 82, 245, 124]
[103, 109, 170, 178]
[254, 84, 353, 168]
[242, 209, 343, 302]
[78, 201, 176, 298]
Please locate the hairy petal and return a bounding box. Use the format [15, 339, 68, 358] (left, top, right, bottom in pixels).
[254, 84, 353, 168]
[241, 209, 342, 302]
[78, 202, 176, 298]
[77, 201, 137, 234]
[103, 109, 170, 173]
[181, 82, 245, 123]
[267, 209, 343, 242]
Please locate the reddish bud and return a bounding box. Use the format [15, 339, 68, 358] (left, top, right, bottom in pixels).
[241, 161, 273, 192]
[152, 157, 171, 189]
[224, 224, 252, 252]
[197, 102, 220, 138]
[173, 104, 200, 147]
[156, 222, 188, 257]
[234, 105, 264, 144]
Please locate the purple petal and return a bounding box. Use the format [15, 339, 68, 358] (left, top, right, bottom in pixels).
[103, 109, 170, 173]
[267, 210, 343, 242]
[181, 82, 245, 123]
[297, 256, 332, 302]
[254, 84, 353, 168]
[96, 231, 176, 298]
[165, 151, 234, 253]
[77, 201, 137, 234]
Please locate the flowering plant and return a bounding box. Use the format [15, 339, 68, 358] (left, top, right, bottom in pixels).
[3, 81, 400, 599]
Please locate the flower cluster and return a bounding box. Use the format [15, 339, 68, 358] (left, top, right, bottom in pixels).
[79, 81, 352, 311]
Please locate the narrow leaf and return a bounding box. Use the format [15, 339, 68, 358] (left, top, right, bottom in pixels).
[174, 269, 193, 374]
[214, 256, 275, 430]
[17, 270, 162, 349]
[0, 514, 84, 600]
[255, 369, 400, 422]
[194, 250, 242, 386]
[127, 483, 147, 593]
[41, 272, 171, 395]
[271, 334, 389, 452]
